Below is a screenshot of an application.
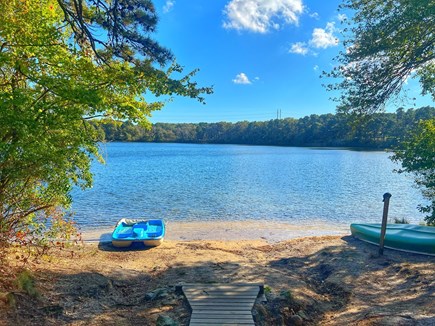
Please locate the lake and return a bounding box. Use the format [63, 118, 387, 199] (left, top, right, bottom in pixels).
[71, 142, 426, 230]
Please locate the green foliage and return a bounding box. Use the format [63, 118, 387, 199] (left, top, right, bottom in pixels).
[391, 119, 435, 225]
[326, 0, 435, 114]
[280, 289, 294, 302]
[57, 0, 172, 66]
[327, 0, 435, 224]
[393, 217, 410, 224]
[0, 0, 211, 265]
[92, 106, 435, 148]
[15, 270, 40, 298]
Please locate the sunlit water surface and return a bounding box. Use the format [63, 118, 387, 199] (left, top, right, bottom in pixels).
[71, 143, 426, 230]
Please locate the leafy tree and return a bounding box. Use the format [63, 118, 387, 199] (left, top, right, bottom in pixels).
[326, 0, 435, 224]
[327, 0, 434, 114]
[391, 120, 435, 225]
[0, 0, 212, 262]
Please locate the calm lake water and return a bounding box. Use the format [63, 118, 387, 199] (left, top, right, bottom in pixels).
[71, 142, 426, 229]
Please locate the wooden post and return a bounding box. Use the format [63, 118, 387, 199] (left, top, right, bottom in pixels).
[379, 193, 392, 255]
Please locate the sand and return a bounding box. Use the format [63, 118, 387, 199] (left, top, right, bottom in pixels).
[1, 222, 434, 325]
[81, 220, 350, 243]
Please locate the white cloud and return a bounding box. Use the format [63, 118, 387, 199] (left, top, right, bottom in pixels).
[289, 21, 339, 55]
[309, 12, 319, 20]
[233, 73, 252, 84]
[223, 0, 304, 33]
[289, 42, 309, 55]
[313, 65, 319, 71]
[163, 0, 175, 13]
[309, 22, 339, 49]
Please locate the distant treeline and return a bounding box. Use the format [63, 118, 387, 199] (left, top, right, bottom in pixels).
[90, 106, 435, 149]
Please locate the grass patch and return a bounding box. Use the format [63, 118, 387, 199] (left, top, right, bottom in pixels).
[264, 285, 272, 295]
[280, 289, 294, 302]
[15, 270, 40, 298]
[394, 217, 410, 224]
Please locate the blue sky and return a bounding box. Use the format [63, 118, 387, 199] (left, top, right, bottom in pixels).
[149, 0, 433, 123]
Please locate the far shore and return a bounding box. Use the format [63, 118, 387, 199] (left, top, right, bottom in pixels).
[80, 220, 350, 243]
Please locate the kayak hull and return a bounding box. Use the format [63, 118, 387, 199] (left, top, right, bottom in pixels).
[112, 218, 165, 248]
[350, 223, 435, 256]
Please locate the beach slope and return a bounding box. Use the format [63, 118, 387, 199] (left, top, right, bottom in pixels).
[1, 234, 434, 325]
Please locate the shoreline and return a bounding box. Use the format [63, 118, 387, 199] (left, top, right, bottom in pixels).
[80, 220, 350, 243]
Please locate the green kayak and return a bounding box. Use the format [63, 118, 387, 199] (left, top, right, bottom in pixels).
[350, 223, 435, 256]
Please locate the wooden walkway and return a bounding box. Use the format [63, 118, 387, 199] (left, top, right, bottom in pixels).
[178, 283, 262, 326]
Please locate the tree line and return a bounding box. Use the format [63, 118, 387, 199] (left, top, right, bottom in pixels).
[92, 106, 435, 149]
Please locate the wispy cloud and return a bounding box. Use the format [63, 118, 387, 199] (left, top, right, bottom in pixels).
[309, 22, 339, 49]
[289, 42, 309, 55]
[163, 0, 175, 13]
[223, 0, 304, 33]
[233, 72, 252, 84]
[309, 12, 319, 20]
[290, 21, 339, 55]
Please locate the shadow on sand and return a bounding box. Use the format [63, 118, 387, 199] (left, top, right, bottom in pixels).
[96, 233, 164, 252]
[3, 235, 434, 326]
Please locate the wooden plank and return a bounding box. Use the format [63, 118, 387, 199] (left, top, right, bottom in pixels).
[184, 294, 258, 299]
[190, 320, 254, 324]
[185, 292, 257, 297]
[190, 302, 253, 311]
[185, 295, 257, 301]
[188, 305, 253, 311]
[183, 288, 259, 294]
[190, 320, 253, 325]
[189, 303, 255, 308]
[190, 315, 254, 323]
[188, 298, 256, 303]
[190, 320, 254, 325]
[191, 314, 253, 320]
[185, 292, 255, 296]
[184, 296, 256, 301]
[180, 282, 263, 287]
[190, 324, 254, 326]
[187, 300, 256, 305]
[191, 305, 252, 312]
[184, 289, 258, 295]
[184, 287, 259, 293]
[192, 310, 253, 316]
[189, 322, 255, 326]
[183, 292, 258, 296]
[183, 285, 259, 290]
[186, 298, 256, 303]
[180, 283, 261, 326]
[184, 292, 258, 297]
[189, 302, 254, 307]
[182, 282, 262, 287]
[177, 283, 264, 295]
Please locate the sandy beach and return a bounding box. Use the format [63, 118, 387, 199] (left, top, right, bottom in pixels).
[81, 220, 350, 243]
[1, 222, 434, 325]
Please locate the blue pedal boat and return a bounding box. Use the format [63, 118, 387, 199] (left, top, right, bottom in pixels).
[112, 218, 166, 248]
